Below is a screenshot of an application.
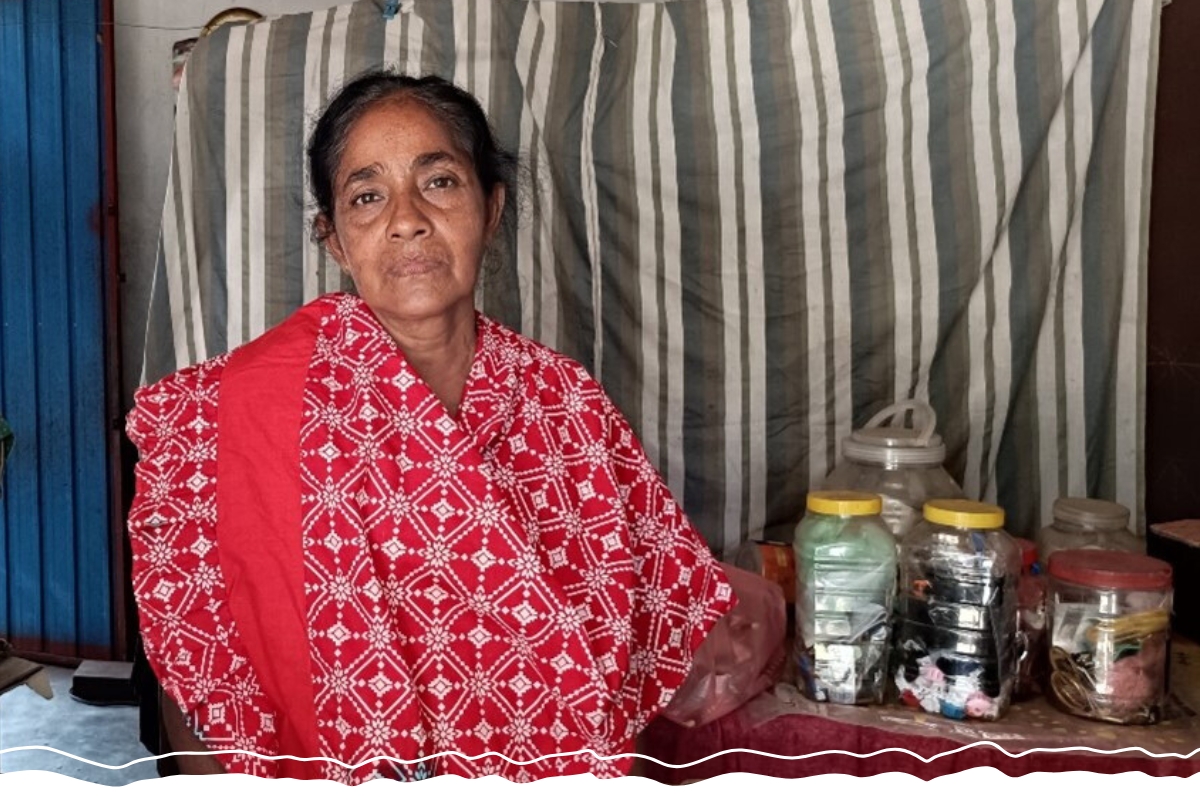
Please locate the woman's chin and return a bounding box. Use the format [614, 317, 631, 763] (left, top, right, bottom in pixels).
[366, 291, 476, 328]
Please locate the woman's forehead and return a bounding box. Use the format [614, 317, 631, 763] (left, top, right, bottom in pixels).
[342, 97, 472, 164]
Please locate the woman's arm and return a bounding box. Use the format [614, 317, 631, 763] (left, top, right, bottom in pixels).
[161, 692, 225, 775]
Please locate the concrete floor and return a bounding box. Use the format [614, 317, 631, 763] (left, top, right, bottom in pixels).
[0, 665, 161, 785]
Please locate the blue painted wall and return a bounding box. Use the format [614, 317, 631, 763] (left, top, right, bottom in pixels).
[0, 0, 112, 658]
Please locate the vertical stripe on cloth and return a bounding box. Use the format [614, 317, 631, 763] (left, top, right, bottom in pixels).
[225, 26, 246, 350]
[514, 2, 560, 350]
[1082, 0, 1127, 502]
[1116, 5, 1159, 526]
[663, 1, 719, 543]
[302, 8, 332, 304]
[811, 0, 853, 473]
[728, 0, 767, 542]
[961, 0, 996, 502]
[268, 13, 312, 323]
[581, 4, 605, 381]
[247, 22, 271, 340]
[594, 4, 642, 429]
[322, 4, 353, 294]
[655, 9, 686, 501]
[705, 0, 745, 554]
[1062, 0, 1095, 501]
[174, 65, 206, 364]
[983, 0, 1020, 506]
[633, 3, 662, 472]
[875, 1, 915, 410]
[899, 0, 941, 415]
[753, 0, 809, 541]
[831, 0, 893, 431]
[794, 0, 833, 489]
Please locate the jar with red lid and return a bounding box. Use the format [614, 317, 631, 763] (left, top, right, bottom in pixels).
[1046, 549, 1173, 724]
[1014, 538, 1047, 700]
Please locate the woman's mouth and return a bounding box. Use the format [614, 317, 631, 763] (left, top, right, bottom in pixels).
[385, 255, 444, 276]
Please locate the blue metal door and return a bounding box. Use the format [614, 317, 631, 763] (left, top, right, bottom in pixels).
[0, 0, 113, 658]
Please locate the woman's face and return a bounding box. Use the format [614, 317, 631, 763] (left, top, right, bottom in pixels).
[323, 97, 504, 331]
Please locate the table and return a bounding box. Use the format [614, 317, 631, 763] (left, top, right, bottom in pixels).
[638, 637, 1200, 783]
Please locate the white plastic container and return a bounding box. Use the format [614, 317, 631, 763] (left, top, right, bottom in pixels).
[1036, 497, 1143, 569]
[823, 401, 964, 539]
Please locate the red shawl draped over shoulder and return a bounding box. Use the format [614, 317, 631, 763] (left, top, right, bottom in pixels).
[126, 293, 734, 782]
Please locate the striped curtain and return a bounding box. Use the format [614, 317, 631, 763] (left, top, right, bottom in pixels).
[141, 0, 1161, 555]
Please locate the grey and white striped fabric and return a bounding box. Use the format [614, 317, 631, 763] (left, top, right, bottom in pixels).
[141, 0, 1161, 555]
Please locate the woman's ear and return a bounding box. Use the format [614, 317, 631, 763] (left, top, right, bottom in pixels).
[316, 214, 348, 268]
[485, 185, 506, 241]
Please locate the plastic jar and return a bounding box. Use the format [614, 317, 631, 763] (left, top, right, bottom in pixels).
[822, 401, 965, 540]
[734, 539, 797, 632]
[1046, 549, 1173, 725]
[734, 540, 797, 606]
[893, 500, 1021, 720]
[1014, 538, 1048, 701]
[793, 491, 896, 704]
[1036, 497, 1142, 569]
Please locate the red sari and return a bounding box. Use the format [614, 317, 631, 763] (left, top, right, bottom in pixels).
[126, 293, 734, 782]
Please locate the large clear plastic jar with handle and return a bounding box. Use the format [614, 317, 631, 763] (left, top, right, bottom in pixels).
[822, 401, 965, 540]
[792, 491, 896, 705]
[1046, 549, 1172, 725]
[1036, 497, 1143, 569]
[893, 500, 1021, 721]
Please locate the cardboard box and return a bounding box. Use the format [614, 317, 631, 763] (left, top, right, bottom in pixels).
[0, 639, 53, 700]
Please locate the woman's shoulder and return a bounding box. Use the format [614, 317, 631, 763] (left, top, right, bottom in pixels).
[127, 293, 342, 451]
[127, 351, 232, 453]
[132, 294, 342, 409]
[133, 351, 232, 408]
[479, 314, 602, 393]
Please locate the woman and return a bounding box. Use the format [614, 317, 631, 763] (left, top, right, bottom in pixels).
[126, 71, 734, 782]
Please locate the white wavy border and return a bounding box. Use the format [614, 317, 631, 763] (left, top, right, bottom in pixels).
[2, 740, 1198, 773]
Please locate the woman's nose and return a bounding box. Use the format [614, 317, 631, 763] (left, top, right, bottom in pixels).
[387, 189, 431, 240]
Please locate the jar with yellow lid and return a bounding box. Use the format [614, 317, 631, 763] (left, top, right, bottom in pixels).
[793, 491, 896, 704]
[892, 500, 1021, 720]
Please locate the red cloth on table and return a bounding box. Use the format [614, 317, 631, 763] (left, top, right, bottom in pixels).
[126, 293, 734, 782]
[639, 704, 1200, 782]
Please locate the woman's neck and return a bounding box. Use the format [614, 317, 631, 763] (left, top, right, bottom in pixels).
[376, 304, 477, 416]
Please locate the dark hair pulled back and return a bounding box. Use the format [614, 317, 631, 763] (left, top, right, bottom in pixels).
[306, 69, 518, 258]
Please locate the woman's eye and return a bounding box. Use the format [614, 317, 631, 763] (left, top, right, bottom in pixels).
[427, 175, 458, 190]
[350, 191, 381, 206]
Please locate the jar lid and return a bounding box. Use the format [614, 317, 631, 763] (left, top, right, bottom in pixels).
[841, 401, 947, 467]
[807, 490, 882, 517]
[1048, 549, 1172, 590]
[923, 499, 1005, 530]
[1052, 497, 1131, 530]
[1016, 537, 1038, 572]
